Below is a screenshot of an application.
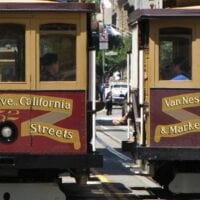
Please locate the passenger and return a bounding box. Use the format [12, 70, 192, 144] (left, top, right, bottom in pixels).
[40, 53, 60, 81]
[3, 192, 10, 200]
[171, 58, 190, 80]
[105, 91, 112, 115]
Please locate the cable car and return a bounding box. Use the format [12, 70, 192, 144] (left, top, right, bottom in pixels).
[123, 6, 200, 193]
[0, 0, 102, 184]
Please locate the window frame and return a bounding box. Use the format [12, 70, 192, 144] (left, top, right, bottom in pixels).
[35, 13, 87, 90]
[0, 13, 87, 91]
[149, 19, 199, 88]
[0, 18, 31, 90]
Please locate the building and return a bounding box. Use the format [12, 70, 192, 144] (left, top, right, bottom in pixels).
[111, 0, 200, 37]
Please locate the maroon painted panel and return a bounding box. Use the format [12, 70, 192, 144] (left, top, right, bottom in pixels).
[150, 89, 200, 146]
[0, 91, 86, 154]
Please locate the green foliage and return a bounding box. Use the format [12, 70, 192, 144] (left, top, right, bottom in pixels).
[96, 35, 132, 76]
[85, 0, 100, 13]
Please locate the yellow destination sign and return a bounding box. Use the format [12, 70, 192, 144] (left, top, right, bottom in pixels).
[0, 94, 73, 114]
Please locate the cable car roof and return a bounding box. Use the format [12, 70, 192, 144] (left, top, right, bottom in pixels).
[0, 0, 55, 2]
[0, 1, 95, 13]
[129, 8, 200, 25]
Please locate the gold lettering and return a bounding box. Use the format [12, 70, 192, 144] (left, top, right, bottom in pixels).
[163, 93, 200, 111]
[155, 120, 200, 142]
[30, 123, 37, 132]
[64, 130, 73, 139]
[48, 128, 55, 136]
[7, 110, 19, 120]
[0, 94, 73, 114]
[55, 130, 63, 138]
[20, 96, 31, 106]
[30, 123, 74, 140]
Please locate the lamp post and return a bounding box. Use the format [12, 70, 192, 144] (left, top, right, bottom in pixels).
[99, 1, 108, 81]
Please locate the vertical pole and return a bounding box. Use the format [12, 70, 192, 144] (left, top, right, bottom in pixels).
[102, 0, 105, 80]
[89, 49, 96, 152]
[139, 50, 144, 145]
[102, 50, 105, 75]
[131, 23, 138, 90]
[127, 53, 130, 140]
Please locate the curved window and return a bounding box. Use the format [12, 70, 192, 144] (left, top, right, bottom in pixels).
[40, 23, 76, 81]
[0, 24, 25, 82]
[159, 27, 192, 81]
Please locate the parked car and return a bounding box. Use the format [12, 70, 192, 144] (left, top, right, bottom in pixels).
[110, 82, 128, 105]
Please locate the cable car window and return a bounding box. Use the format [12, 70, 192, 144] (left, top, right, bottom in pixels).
[40, 23, 76, 81]
[0, 24, 25, 82]
[159, 27, 192, 80]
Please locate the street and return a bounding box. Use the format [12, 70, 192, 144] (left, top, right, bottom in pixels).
[58, 105, 200, 199]
[62, 106, 174, 199]
[62, 106, 200, 199]
[0, 1, 199, 200]
[95, 106, 163, 199]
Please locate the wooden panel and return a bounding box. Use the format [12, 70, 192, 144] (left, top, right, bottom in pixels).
[0, 91, 86, 154]
[150, 89, 200, 147]
[176, 0, 200, 6]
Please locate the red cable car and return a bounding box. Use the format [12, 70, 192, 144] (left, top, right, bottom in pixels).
[0, 0, 102, 184]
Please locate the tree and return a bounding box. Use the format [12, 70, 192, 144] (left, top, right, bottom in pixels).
[96, 35, 132, 78]
[85, 0, 100, 13]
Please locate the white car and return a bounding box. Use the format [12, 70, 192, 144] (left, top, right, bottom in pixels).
[110, 82, 128, 105]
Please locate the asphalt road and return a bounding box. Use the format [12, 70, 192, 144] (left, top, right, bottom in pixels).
[96, 106, 129, 143]
[94, 106, 164, 199]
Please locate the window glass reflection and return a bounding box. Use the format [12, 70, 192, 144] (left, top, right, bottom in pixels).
[40, 23, 76, 81]
[0, 24, 25, 82]
[159, 27, 192, 80]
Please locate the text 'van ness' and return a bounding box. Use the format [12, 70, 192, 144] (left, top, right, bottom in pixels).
[164, 95, 200, 108]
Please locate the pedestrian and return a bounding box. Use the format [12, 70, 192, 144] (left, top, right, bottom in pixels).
[106, 91, 112, 115]
[99, 83, 104, 102]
